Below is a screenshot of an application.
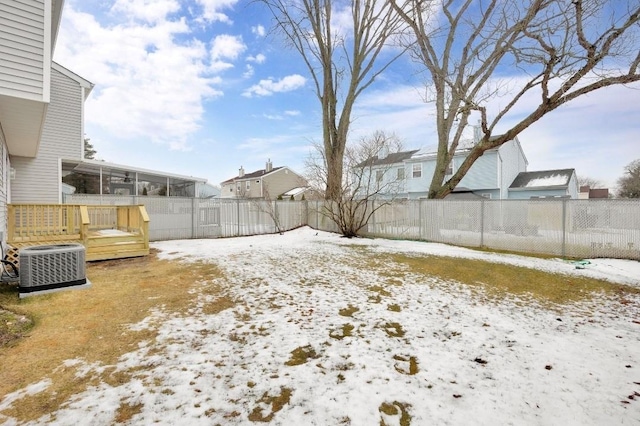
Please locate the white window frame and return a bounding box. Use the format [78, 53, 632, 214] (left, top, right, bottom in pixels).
[412, 164, 422, 178]
[397, 167, 405, 181]
[376, 170, 384, 183]
[246, 181, 251, 190]
[445, 163, 453, 175]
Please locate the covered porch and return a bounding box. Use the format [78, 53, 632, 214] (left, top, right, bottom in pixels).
[7, 204, 150, 262]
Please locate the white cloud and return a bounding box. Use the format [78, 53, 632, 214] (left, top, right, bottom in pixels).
[242, 74, 306, 97]
[251, 25, 265, 37]
[243, 64, 255, 78]
[54, 5, 223, 151]
[195, 0, 238, 23]
[247, 53, 266, 64]
[211, 34, 245, 60]
[112, 0, 180, 23]
[210, 34, 246, 71]
[284, 110, 300, 116]
[263, 114, 284, 120]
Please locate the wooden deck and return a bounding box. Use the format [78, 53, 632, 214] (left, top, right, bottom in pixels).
[7, 204, 150, 262]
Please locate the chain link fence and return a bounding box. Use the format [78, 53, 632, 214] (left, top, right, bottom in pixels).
[64, 195, 640, 260]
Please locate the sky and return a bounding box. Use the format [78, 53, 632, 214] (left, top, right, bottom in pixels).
[1, 227, 639, 424]
[52, 0, 640, 190]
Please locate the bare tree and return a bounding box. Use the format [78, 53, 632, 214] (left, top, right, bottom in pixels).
[260, 0, 408, 200]
[306, 131, 405, 237]
[617, 159, 640, 198]
[391, 0, 640, 198]
[577, 175, 605, 189]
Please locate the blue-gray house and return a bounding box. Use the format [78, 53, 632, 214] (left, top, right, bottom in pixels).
[359, 137, 579, 200]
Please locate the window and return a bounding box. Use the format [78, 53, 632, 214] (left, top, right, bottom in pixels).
[412, 164, 422, 178]
[445, 163, 453, 175]
[397, 167, 405, 180]
[230, 187, 233, 192]
[246, 181, 251, 190]
[376, 170, 384, 182]
[237, 184, 241, 192]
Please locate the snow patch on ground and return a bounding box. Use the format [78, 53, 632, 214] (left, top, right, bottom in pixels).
[2, 227, 639, 425]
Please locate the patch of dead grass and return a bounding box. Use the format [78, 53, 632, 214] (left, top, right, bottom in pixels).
[0, 251, 223, 423]
[360, 251, 640, 307]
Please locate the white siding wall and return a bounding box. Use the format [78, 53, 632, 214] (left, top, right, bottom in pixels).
[10, 67, 84, 203]
[498, 139, 527, 198]
[0, 126, 7, 237]
[0, 0, 47, 100]
[263, 168, 305, 198]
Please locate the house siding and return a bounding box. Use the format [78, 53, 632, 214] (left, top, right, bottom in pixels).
[0, 0, 47, 100]
[457, 152, 498, 189]
[498, 139, 527, 198]
[11, 67, 84, 203]
[0, 127, 7, 237]
[263, 168, 304, 198]
[406, 160, 435, 197]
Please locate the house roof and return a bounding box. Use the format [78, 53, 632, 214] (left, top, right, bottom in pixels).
[221, 167, 284, 184]
[357, 149, 420, 167]
[62, 158, 208, 183]
[283, 187, 309, 197]
[444, 191, 485, 200]
[509, 169, 575, 190]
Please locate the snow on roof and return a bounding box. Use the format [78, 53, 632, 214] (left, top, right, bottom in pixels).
[510, 169, 574, 189]
[283, 187, 308, 197]
[524, 174, 568, 187]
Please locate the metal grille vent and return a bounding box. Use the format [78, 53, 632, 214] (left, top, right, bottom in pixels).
[20, 244, 86, 290]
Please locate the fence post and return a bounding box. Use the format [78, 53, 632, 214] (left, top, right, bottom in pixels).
[316, 200, 320, 229]
[418, 199, 423, 240]
[561, 199, 567, 257]
[237, 198, 241, 237]
[371, 200, 376, 234]
[480, 199, 485, 247]
[192, 197, 198, 238]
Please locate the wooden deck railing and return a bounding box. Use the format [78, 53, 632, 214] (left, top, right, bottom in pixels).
[7, 204, 150, 260]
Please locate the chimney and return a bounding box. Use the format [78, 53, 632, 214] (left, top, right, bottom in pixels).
[379, 146, 389, 160]
[473, 121, 482, 143]
[239, 166, 245, 177]
[266, 159, 273, 173]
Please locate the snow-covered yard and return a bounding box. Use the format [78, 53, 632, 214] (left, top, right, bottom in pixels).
[2, 227, 640, 425]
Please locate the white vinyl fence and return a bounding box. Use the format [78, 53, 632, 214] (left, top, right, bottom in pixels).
[337, 199, 639, 260]
[63, 195, 307, 241]
[64, 195, 640, 260]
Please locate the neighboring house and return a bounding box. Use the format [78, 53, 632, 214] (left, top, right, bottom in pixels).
[221, 160, 307, 199]
[508, 169, 579, 199]
[579, 185, 610, 199]
[366, 138, 528, 200]
[358, 137, 583, 200]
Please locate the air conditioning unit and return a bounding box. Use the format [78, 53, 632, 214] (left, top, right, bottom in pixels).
[19, 243, 90, 298]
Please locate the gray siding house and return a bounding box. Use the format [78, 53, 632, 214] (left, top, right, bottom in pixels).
[221, 160, 307, 199]
[358, 138, 580, 200]
[11, 62, 92, 203]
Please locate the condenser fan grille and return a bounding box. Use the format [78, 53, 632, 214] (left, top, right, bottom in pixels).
[19, 244, 89, 297]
